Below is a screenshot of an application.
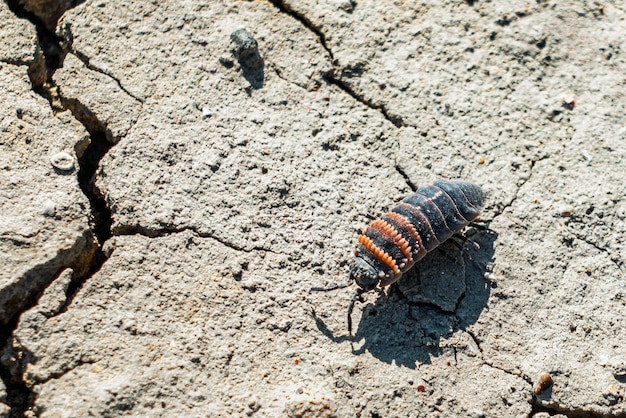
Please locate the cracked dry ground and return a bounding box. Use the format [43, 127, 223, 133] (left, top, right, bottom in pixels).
[1, 0, 625, 417]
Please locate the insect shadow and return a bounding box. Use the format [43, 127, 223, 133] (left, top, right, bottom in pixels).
[312, 227, 497, 369]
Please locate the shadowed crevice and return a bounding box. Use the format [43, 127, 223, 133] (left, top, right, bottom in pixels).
[5, 0, 65, 86]
[394, 165, 418, 192]
[76, 130, 113, 245]
[0, 315, 32, 418]
[50, 128, 115, 314]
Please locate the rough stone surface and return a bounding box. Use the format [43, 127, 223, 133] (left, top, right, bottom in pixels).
[0, 63, 96, 324]
[0, 2, 38, 65]
[1, 0, 625, 416]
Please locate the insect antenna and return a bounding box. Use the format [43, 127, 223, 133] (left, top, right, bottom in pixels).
[310, 279, 354, 292]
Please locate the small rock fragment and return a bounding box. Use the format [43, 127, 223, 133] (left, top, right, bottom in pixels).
[562, 96, 576, 110]
[218, 55, 234, 68]
[247, 399, 261, 415]
[558, 204, 574, 217]
[42, 199, 56, 217]
[50, 151, 75, 171]
[202, 106, 212, 118]
[230, 28, 263, 69]
[336, 0, 355, 12]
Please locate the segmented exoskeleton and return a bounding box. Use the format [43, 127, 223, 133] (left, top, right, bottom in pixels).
[312, 180, 486, 335]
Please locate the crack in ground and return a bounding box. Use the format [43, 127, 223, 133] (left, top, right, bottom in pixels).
[394, 164, 418, 192]
[1, 3, 116, 416]
[271, 65, 313, 91]
[565, 228, 626, 278]
[30, 359, 97, 387]
[0, 57, 35, 67]
[327, 75, 405, 128]
[46, 129, 116, 318]
[114, 224, 279, 254]
[464, 329, 535, 388]
[267, 0, 405, 128]
[491, 159, 537, 220]
[267, 0, 333, 60]
[490, 154, 552, 223]
[72, 50, 144, 103]
[0, 314, 31, 418]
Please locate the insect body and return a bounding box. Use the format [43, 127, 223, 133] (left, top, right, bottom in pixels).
[312, 180, 486, 334]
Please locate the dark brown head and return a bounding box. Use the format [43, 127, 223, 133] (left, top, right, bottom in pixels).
[349, 257, 380, 291]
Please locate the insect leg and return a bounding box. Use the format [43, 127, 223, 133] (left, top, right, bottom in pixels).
[468, 220, 497, 236]
[451, 232, 480, 250]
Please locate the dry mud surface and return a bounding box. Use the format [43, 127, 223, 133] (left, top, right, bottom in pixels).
[1, 0, 625, 417]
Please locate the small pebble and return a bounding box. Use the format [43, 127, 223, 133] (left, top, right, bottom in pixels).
[202, 107, 212, 118]
[50, 152, 75, 171]
[218, 55, 234, 68]
[336, 0, 355, 12]
[535, 372, 553, 395]
[230, 28, 262, 69]
[43, 199, 56, 217]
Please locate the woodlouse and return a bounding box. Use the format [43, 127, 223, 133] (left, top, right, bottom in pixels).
[312, 179, 486, 335]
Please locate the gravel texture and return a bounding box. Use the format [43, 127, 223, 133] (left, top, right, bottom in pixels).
[1, 0, 625, 417]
